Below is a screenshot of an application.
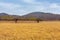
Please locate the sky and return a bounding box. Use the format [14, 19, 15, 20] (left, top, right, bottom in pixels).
[0, 0, 60, 15]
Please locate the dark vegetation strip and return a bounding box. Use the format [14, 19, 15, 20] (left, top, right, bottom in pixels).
[0, 19, 43, 23]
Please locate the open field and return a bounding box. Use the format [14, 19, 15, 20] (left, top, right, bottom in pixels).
[0, 21, 60, 40]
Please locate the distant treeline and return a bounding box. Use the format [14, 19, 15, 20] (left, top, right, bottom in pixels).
[0, 18, 43, 21]
[0, 18, 43, 23]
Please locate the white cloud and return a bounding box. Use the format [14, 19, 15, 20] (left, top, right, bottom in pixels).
[20, 0, 41, 4]
[21, 0, 35, 3]
[0, 2, 21, 9]
[22, 0, 34, 3]
[49, 3, 60, 9]
[0, 1, 60, 15]
[0, 2, 27, 15]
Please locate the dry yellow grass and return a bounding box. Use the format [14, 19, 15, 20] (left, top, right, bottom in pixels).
[0, 21, 60, 40]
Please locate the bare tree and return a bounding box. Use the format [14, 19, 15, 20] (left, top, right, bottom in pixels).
[36, 19, 39, 23]
[15, 19, 18, 23]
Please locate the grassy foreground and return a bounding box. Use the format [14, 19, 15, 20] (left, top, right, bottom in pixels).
[0, 21, 60, 40]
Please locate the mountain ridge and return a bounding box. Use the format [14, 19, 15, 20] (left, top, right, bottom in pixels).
[0, 12, 60, 21]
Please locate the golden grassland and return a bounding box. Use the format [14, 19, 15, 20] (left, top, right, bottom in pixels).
[0, 21, 60, 40]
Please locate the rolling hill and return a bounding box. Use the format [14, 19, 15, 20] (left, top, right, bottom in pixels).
[0, 12, 60, 21]
[22, 12, 60, 21]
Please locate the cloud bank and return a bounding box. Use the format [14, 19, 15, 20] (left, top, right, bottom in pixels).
[0, 0, 60, 15]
